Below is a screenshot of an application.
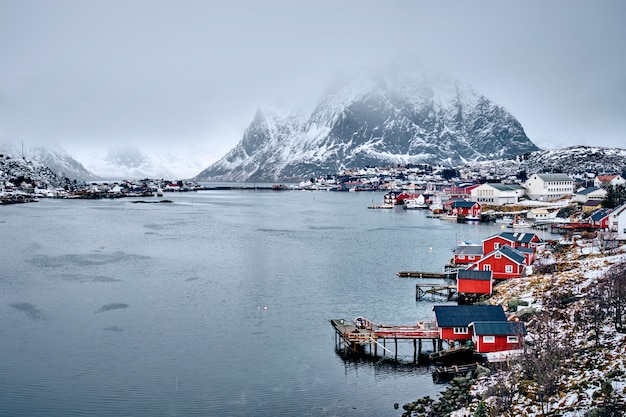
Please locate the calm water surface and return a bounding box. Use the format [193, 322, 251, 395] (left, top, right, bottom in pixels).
[0, 190, 527, 416]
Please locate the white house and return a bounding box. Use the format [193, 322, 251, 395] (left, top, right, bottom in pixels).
[524, 173, 574, 202]
[470, 183, 519, 205]
[574, 186, 607, 203]
[594, 174, 626, 189]
[608, 204, 626, 240]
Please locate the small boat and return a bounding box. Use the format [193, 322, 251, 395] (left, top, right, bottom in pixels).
[463, 215, 480, 222]
[510, 219, 532, 228]
[368, 203, 394, 209]
[495, 215, 513, 224]
[404, 199, 427, 209]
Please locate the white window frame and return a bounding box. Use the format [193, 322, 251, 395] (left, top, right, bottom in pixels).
[453, 327, 469, 334]
[483, 264, 491, 271]
[505, 265, 513, 273]
[507, 336, 519, 343]
[495, 253, 502, 259]
[483, 336, 495, 343]
[494, 242, 500, 249]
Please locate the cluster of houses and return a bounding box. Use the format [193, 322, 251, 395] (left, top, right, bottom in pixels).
[0, 177, 205, 203]
[422, 231, 543, 354]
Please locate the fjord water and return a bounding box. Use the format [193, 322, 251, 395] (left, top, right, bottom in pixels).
[0, 190, 511, 417]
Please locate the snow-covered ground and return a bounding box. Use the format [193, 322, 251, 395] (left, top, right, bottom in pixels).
[452, 241, 626, 416]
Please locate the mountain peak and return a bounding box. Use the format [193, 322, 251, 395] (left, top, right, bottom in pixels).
[195, 68, 540, 182]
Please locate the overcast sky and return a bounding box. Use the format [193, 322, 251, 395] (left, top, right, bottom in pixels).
[1, 0, 625, 166]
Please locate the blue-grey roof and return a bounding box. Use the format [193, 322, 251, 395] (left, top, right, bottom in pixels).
[457, 270, 492, 281]
[433, 305, 506, 328]
[590, 208, 613, 221]
[483, 232, 539, 245]
[484, 183, 516, 192]
[496, 246, 527, 264]
[453, 201, 479, 208]
[471, 321, 527, 336]
[577, 186, 601, 195]
[494, 232, 539, 244]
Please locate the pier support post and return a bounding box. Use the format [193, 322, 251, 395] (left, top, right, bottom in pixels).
[395, 338, 398, 360]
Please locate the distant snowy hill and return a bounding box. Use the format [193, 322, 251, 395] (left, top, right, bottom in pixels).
[194, 68, 539, 182]
[0, 155, 64, 188]
[0, 142, 99, 182]
[471, 146, 626, 177]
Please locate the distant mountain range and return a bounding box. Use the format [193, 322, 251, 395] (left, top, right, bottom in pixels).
[3, 68, 625, 183]
[2, 143, 625, 187]
[194, 68, 539, 182]
[0, 142, 99, 182]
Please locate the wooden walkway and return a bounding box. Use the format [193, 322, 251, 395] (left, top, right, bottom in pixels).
[416, 283, 457, 301]
[397, 271, 456, 279]
[330, 318, 443, 361]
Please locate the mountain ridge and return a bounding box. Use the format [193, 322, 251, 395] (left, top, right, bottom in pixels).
[194, 69, 539, 182]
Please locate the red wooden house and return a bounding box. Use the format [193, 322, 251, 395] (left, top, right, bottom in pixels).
[452, 244, 483, 265]
[433, 305, 506, 343]
[589, 208, 613, 229]
[444, 182, 480, 198]
[457, 269, 493, 296]
[450, 201, 482, 218]
[469, 321, 526, 353]
[469, 245, 526, 279]
[482, 232, 541, 254]
[514, 246, 535, 265]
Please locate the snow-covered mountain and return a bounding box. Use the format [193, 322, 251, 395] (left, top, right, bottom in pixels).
[194, 69, 539, 182]
[0, 142, 99, 181]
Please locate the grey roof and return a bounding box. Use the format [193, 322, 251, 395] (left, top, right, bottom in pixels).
[577, 186, 601, 195]
[490, 231, 539, 244]
[457, 270, 492, 281]
[454, 245, 484, 256]
[515, 246, 534, 255]
[486, 183, 517, 191]
[535, 173, 573, 182]
[496, 245, 527, 264]
[471, 321, 527, 336]
[433, 305, 506, 328]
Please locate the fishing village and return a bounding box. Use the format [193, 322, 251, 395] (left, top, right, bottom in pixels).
[325, 171, 626, 416]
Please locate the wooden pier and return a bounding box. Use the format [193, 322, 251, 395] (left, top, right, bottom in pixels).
[397, 271, 456, 279]
[330, 318, 443, 362]
[415, 283, 457, 301]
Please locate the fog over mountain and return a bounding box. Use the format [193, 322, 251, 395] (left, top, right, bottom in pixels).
[195, 69, 539, 182]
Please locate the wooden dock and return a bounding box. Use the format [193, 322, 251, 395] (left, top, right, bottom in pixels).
[415, 283, 457, 301]
[432, 362, 484, 383]
[397, 271, 456, 279]
[330, 318, 443, 361]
